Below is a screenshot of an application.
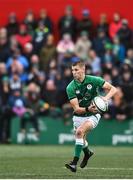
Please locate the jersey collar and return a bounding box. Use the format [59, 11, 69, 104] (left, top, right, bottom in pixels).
[74, 75, 86, 85]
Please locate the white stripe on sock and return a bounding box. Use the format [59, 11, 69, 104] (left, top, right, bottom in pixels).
[76, 138, 84, 145]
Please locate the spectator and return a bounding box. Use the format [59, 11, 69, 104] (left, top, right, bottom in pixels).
[58, 5, 77, 39]
[17, 82, 49, 143]
[28, 65, 40, 84]
[119, 70, 133, 106]
[0, 28, 11, 62]
[125, 48, 133, 68]
[112, 36, 126, 65]
[23, 10, 37, 37]
[57, 33, 75, 65]
[111, 67, 120, 86]
[6, 48, 29, 72]
[93, 28, 110, 59]
[97, 13, 109, 36]
[36, 71, 46, 97]
[77, 9, 93, 38]
[39, 34, 57, 72]
[43, 79, 57, 106]
[113, 87, 130, 121]
[15, 24, 32, 50]
[14, 63, 28, 84]
[61, 51, 74, 70]
[30, 54, 40, 70]
[38, 9, 53, 33]
[0, 63, 7, 78]
[9, 72, 22, 91]
[12, 99, 27, 119]
[33, 21, 50, 53]
[23, 42, 34, 60]
[9, 35, 20, 52]
[75, 31, 91, 61]
[103, 43, 114, 66]
[109, 13, 122, 39]
[117, 19, 133, 50]
[9, 57, 22, 75]
[0, 75, 10, 143]
[88, 50, 101, 75]
[6, 12, 19, 37]
[62, 102, 73, 125]
[55, 68, 72, 107]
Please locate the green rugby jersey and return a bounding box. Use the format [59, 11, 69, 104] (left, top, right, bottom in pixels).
[66, 75, 105, 116]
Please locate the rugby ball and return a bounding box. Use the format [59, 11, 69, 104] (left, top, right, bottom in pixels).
[92, 96, 108, 113]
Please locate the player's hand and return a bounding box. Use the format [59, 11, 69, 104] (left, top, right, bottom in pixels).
[88, 103, 98, 113]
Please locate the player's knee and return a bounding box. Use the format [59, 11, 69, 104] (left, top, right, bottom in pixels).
[76, 128, 84, 138]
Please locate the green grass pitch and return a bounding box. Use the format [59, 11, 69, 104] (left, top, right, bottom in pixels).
[0, 145, 133, 179]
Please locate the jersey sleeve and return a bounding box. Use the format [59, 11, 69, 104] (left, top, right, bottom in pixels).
[94, 76, 105, 88]
[66, 84, 76, 100]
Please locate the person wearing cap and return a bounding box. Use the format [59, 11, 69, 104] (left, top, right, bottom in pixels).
[117, 18, 132, 50]
[77, 9, 93, 38]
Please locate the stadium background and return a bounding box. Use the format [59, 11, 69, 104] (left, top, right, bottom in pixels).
[0, 0, 133, 146]
[0, 0, 133, 28]
[0, 0, 133, 179]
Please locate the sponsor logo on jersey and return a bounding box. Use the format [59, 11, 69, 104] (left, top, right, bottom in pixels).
[87, 84, 92, 90]
[85, 92, 90, 97]
[76, 90, 80, 94]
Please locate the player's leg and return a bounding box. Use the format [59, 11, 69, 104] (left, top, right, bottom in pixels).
[80, 135, 94, 168]
[80, 114, 101, 168]
[83, 135, 93, 157]
[65, 120, 93, 172]
[83, 134, 89, 154]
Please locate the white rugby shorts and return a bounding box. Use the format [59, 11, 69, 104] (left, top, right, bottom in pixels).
[73, 113, 101, 130]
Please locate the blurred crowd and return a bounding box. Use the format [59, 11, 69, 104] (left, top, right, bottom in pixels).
[0, 5, 133, 143]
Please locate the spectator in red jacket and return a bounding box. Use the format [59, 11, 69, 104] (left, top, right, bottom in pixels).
[109, 13, 122, 39]
[15, 24, 32, 50]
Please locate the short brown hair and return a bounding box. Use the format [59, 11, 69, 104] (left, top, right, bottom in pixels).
[72, 60, 85, 67]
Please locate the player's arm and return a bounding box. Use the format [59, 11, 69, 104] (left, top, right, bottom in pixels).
[70, 98, 97, 114]
[102, 81, 118, 101]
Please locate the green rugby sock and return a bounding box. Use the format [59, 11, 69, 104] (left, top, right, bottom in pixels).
[75, 144, 83, 158]
[74, 138, 84, 158]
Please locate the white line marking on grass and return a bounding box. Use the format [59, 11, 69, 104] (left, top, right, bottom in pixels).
[85, 167, 133, 170]
[63, 167, 133, 171]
